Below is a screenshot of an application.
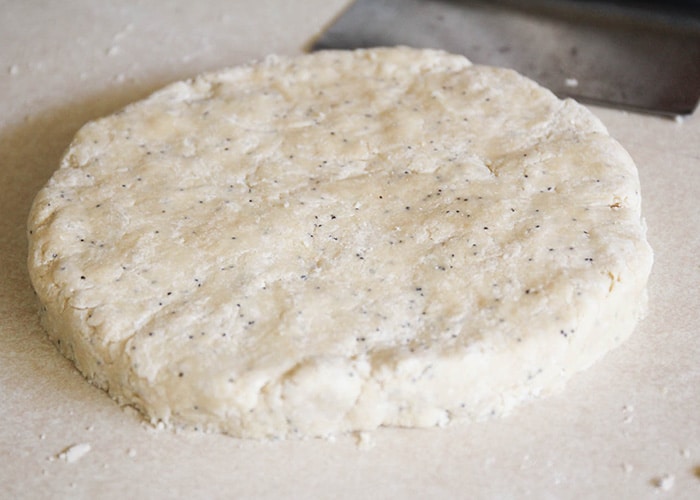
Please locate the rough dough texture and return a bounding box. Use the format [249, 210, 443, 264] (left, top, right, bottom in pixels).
[27, 47, 653, 439]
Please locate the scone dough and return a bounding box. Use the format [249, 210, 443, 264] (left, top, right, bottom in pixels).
[27, 48, 653, 438]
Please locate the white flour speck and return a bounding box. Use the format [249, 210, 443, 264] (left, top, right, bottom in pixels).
[355, 431, 375, 450]
[655, 473, 675, 491]
[57, 443, 91, 464]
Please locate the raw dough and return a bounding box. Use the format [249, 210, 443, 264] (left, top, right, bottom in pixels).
[27, 48, 653, 439]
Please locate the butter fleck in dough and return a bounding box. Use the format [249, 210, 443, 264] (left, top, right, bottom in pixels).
[27, 48, 653, 439]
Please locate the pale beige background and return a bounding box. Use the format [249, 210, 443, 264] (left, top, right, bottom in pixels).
[1, 1, 699, 498]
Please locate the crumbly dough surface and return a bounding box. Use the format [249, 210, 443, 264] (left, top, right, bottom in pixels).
[27, 47, 653, 439]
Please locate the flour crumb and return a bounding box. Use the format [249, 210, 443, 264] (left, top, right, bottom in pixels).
[113, 23, 134, 42]
[39, 433, 46, 440]
[107, 45, 121, 57]
[57, 443, 92, 464]
[127, 448, 137, 458]
[680, 448, 690, 458]
[122, 405, 140, 418]
[674, 115, 684, 124]
[9, 64, 19, 76]
[654, 473, 675, 491]
[622, 463, 634, 473]
[565, 78, 579, 88]
[622, 404, 634, 423]
[355, 431, 375, 450]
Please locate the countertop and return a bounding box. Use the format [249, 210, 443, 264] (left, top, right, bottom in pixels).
[1, 1, 699, 498]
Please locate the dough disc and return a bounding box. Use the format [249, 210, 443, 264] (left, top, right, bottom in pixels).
[27, 48, 653, 438]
